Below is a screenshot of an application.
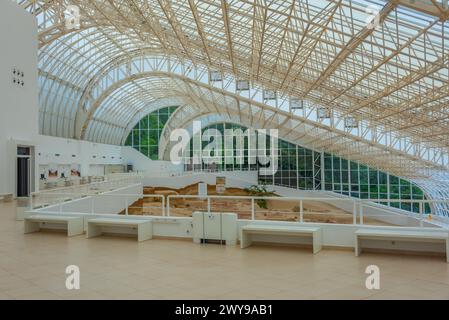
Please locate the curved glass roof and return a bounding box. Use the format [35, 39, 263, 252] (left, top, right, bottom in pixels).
[15, 0, 449, 192]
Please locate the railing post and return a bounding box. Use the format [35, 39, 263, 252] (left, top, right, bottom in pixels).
[161, 195, 165, 216]
[167, 196, 170, 217]
[251, 198, 255, 221]
[125, 196, 128, 216]
[359, 203, 364, 225]
[353, 200, 357, 225]
[419, 201, 423, 228]
[299, 199, 303, 223]
[207, 197, 211, 213]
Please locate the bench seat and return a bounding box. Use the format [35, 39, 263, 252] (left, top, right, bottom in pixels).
[24, 214, 84, 237]
[355, 228, 449, 262]
[87, 218, 152, 242]
[240, 224, 322, 254]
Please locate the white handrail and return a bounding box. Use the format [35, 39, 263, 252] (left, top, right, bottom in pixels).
[25, 171, 449, 228]
[35, 193, 165, 217]
[164, 194, 449, 228]
[28, 190, 449, 228]
[32, 175, 142, 196]
[30, 176, 143, 208]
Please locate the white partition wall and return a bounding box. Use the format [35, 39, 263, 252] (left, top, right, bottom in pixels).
[35, 135, 123, 179]
[0, 3, 127, 196]
[0, 1, 38, 197]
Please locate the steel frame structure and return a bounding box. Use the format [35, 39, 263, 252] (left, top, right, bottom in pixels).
[14, 0, 449, 213]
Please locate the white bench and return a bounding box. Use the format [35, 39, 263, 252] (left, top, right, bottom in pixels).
[240, 224, 322, 254]
[87, 218, 152, 242]
[24, 214, 84, 237]
[355, 228, 449, 263]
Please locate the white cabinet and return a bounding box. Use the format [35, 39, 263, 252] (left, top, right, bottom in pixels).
[192, 212, 237, 245]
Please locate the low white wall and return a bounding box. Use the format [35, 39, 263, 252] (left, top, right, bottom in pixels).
[24, 209, 448, 254]
[37, 183, 143, 214]
[236, 220, 447, 252]
[91, 216, 194, 238]
[122, 146, 183, 174]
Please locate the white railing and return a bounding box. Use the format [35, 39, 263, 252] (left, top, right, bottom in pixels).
[32, 193, 165, 216]
[31, 175, 142, 209]
[27, 188, 449, 228]
[25, 169, 449, 228]
[166, 195, 361, 223]
[105, 172, 143, 180]
[140, 170, 197, 178]
[165, 194, 449, 228]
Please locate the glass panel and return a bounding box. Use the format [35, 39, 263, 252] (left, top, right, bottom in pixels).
[180, 122, 431, 216]
[125, 106, 178, 159]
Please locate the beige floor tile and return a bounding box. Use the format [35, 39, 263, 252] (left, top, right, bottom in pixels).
[64, 291, 109, 300]
[365, 290, 422, 300]
[120, 290, 162, 300]
[313, 284, 379, 300]
[1, 200, 449, 300]
[16, 290, 63, 300]
[4, 285, 48, 299]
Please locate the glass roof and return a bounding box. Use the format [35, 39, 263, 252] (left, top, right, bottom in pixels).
[14, 0, 449, 181]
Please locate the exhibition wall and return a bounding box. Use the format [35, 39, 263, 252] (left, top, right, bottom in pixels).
[36, 135, 123, 180]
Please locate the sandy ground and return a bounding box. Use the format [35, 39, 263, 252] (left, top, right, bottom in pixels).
[121, 184, 389, 225]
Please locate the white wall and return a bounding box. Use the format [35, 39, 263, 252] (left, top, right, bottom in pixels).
[89, 164, 106, 176]
[0, 2, 131, 196]
[36, 135, 123, 180]
[0, 1, 38, 196]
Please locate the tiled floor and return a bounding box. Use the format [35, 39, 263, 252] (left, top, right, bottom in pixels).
[1, 200, 448, 300]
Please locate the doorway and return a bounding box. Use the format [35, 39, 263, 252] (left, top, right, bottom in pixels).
[17, 147, 31, 197]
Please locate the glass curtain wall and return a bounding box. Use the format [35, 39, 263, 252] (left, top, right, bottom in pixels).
[264, 140, 321, 190]
[183, 123, 321, 189]
[126, 118, 430, 215]
[324, 153, 430, 214]
[185, 123, 429, 214]
[125, 106, 177, 160]
[184, 123, 259, 172]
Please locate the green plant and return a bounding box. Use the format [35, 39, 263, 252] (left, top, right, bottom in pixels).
[244, 184, 276, 209]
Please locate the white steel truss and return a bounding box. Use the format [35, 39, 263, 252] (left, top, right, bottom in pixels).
[14, 0, 449, 210]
